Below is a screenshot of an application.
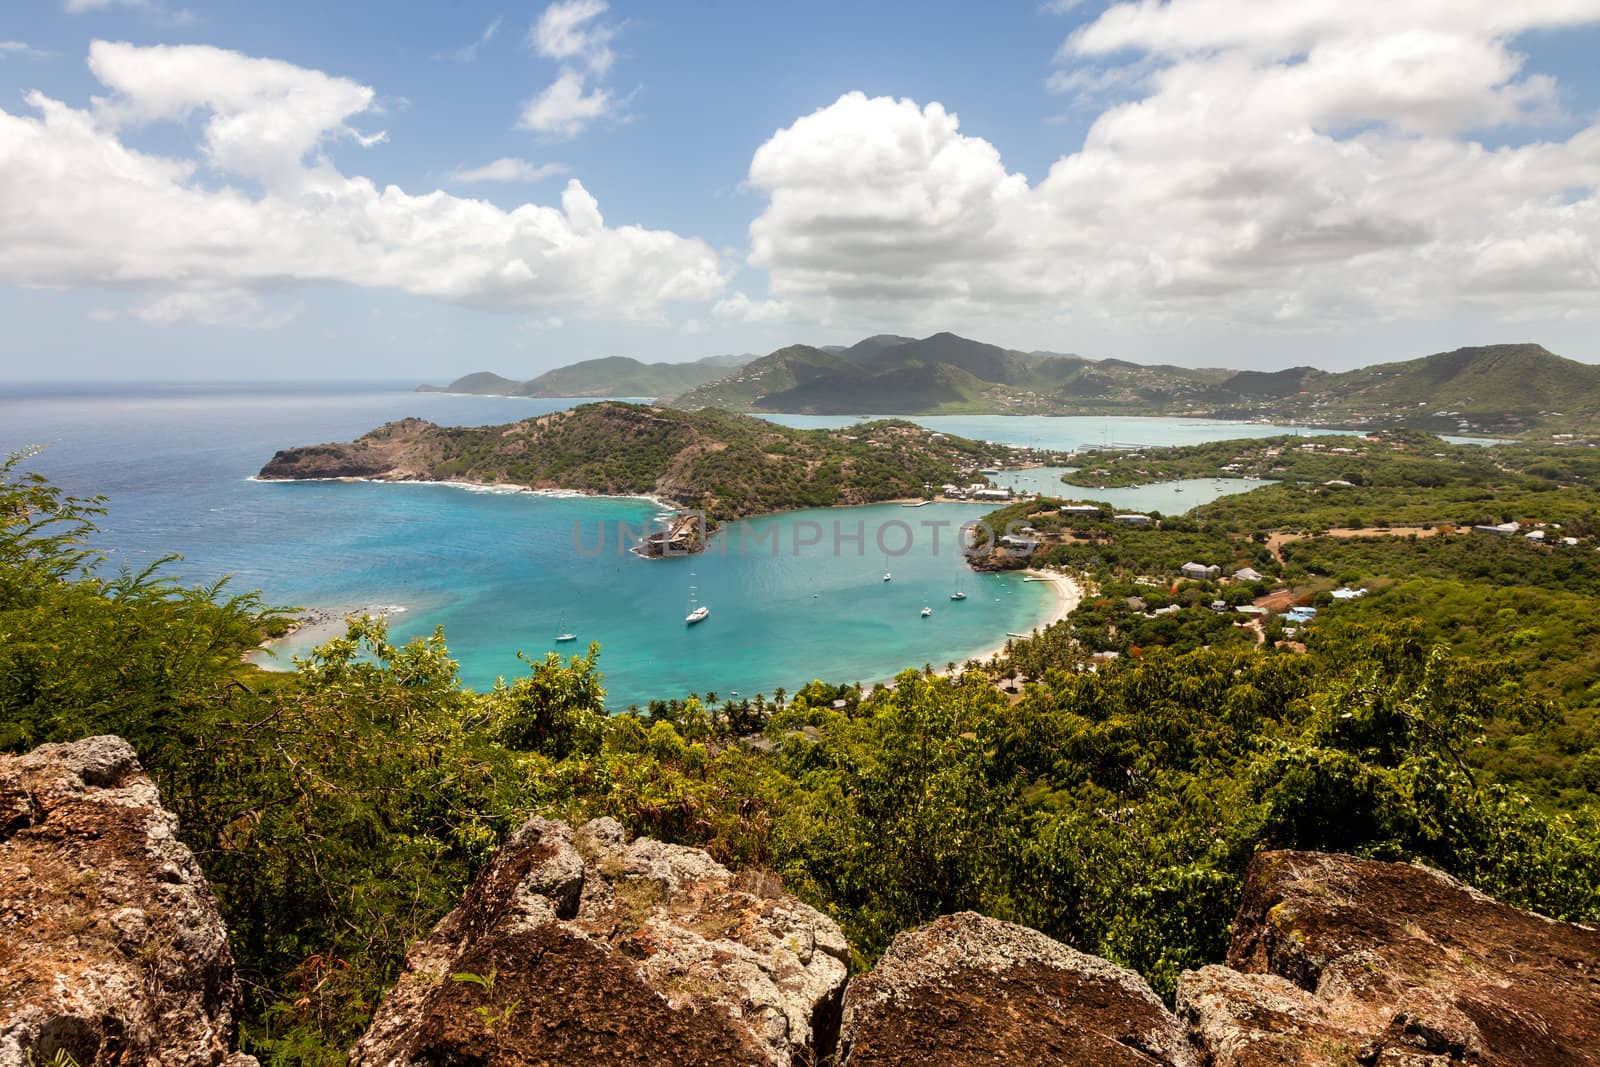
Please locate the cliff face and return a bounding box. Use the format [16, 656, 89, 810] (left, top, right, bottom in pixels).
[1179, 850, 1600, 1066]
[0, 736, 256, 1067]
[351, 816, 850, 1067]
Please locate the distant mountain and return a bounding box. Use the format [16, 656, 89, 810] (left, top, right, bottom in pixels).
[1320, 344, 1598, 414]
[1207, 366, 1328, 400]
[839, 334, 918, 363]
[757, 360, 992, 414]
[418, 354, 744, 399]
[426, 336, 1596, 434]
[1200, 344, 1600, 432]
[674, 332, 1226, 416]
[417, 371, 523, 395]
[669, 345, 860, 409]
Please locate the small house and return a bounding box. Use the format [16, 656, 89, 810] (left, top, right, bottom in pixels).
[1473, 522, 1520, 536]
[1114, 513, 1152, 526]
[1181, 562, 1222, 581]
[1233, 567, 1265, 582]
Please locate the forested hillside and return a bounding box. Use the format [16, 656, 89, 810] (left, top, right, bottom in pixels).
[258, 402, 1020, 522]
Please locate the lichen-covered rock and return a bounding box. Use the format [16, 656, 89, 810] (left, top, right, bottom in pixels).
[0, 736, 257, 1067]
[837, 911, 1196, 1067]
[351, 816, 850, 1066]
[1177, 850, 1600, 1066]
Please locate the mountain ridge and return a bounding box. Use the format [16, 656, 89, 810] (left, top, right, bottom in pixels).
[419, 336, 1595, 434]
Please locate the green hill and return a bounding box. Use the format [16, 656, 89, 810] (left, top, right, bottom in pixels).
[1322, 344, 1600, 417]
[670, 345, 860, 409]
[417, 371, 524, 395]
[757, 360, 992, 414]
[520, 355, 735, 398]
[417, 355, 744, 399]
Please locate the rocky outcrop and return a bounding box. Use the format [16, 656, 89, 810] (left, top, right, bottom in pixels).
[257, 418, 443, 481]
[1177, 850, 1600, 1066]
[838, 911, 1196, 1067]
[0, 736, 256, 1067]
[351, 816, 850, 1066]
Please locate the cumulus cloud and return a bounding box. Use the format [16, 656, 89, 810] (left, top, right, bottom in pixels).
[519, 68, 614, 138]
[531, 0, 617, 73]
[0, 41, 724, 326]
[448, 157, 567, 184]
[520, 1, 626, 139]
[743, 0, 1600, 330]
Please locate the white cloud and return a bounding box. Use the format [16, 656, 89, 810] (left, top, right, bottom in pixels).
[448, 157, 567, 184]
[0, 41, 55, 59]
[63, 0, 195, 26]
[712, 291, 790, 323]
[519, 68, 614, 138]
[133, 288, 300, 329]
[531, 0, 617, 74]
[440, 17, 502, 63]
[0, 41, 725, 327]
[741, 2, 1600, 331]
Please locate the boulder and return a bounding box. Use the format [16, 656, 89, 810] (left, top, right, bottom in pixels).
[351, 816, 850, 1066]
[0, 736, 256, 1067]
[1177, 850, 1600, 1066]
[837, 911, 1196, 1066]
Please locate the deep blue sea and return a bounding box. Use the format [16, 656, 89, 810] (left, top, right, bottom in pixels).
[3, 383, 1331, 707]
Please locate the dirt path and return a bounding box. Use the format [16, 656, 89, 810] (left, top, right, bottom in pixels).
[1266, 525, 1449, 563]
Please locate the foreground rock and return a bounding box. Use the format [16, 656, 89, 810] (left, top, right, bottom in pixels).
[1178, 850, 1600, 1066]
[0, 736, 256, 1067]
[352, 816, 850, 1066]
[838, 911, 1195, 1067]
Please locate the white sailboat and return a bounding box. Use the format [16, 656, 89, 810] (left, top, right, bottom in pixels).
[882, 552, 892, 582]
[920, 606, 933, 617]
[685, 570, 709, 625]
[951, 573, 968, 601]
[555, 611, 576, 642]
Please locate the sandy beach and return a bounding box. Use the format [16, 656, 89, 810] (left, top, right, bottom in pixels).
[955, 568, 1081, 668]
[897, 567, 1081, 685]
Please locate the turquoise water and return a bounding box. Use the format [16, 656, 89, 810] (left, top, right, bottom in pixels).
[3, 383, 1301, 707]
[759, 413, 1342, 450]
[991, 468, 1272, 511]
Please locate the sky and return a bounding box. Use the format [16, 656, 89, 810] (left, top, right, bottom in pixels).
[1, 0, 1599, 381]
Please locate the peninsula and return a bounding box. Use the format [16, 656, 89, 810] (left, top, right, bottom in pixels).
[257, 401, 1032, 526]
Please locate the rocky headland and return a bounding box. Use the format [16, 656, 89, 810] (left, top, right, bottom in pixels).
[256, 401, 1027, 526]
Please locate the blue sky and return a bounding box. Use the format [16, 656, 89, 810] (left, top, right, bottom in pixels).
[2, 0, 1599, 380]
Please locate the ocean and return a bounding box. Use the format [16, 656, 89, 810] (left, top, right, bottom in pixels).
[3, 383, 1324, 707]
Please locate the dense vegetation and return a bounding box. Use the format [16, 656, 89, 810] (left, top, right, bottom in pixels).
[6, 454, 1599, 1064]
[260, 403, 1026, 523]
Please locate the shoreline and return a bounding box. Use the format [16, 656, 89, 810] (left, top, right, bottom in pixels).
[943, 568, 1080, 672]
[252, 603, 409, 668]
[249, 474, 670, 510]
